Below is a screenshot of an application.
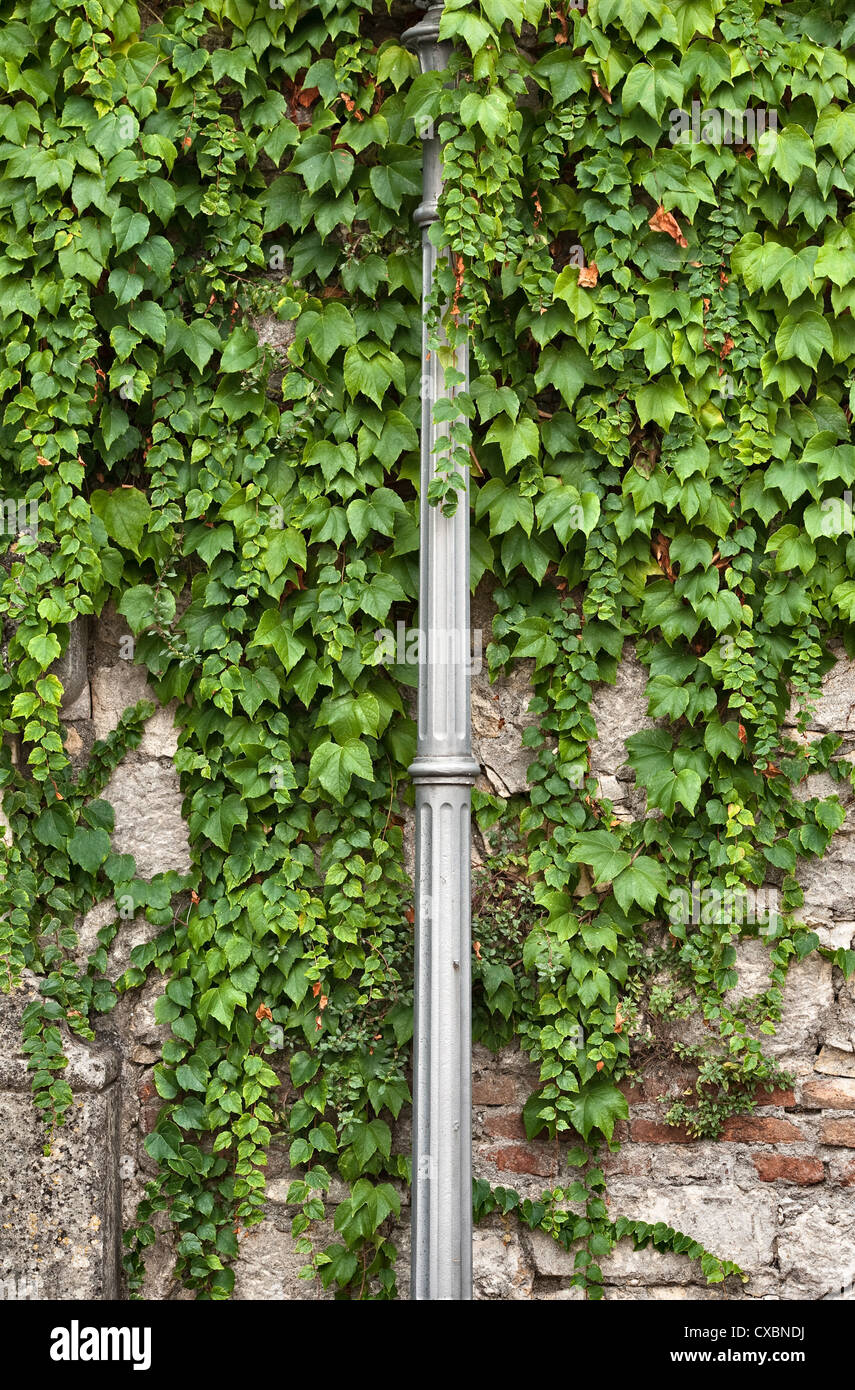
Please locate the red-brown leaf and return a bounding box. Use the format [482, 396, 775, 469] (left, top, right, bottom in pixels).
[648, 204, 688, 248]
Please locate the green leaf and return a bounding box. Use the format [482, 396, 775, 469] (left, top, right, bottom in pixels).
[703, 720, 744, 761]
[535, 341, 595, 406]
[108, 268, 143, 305]
[290, 135, 354, 195]
[169, 319, 222, 372]
[613, 856, 668, 913]
[535, 485, 600, 543]
[484, 414, 539, 468]
[814, 106, 855, 163]
[459, 90, 511, 141]
[127, 300, 167, 346]
[262, 529, 306, 582]
[297, 303, 356, 364]
[369, 152, 421, 210]
[622, 59, 684, 122]
[26, 632, 61, 666]
[290, 1051, 320, 1087]
[757, 125, 815, 188]
[370, 410, 418, 467]
[90, 487, 151, 554]
[206, 980, 247, 1029]
[203, 796, 248, 852]
[765, 525, 816, 574]
[112, 207, 150, 253]
[310, 739, 373, 800]
[343, 344, 403, 406]
[475, 478, 534, 536]
[569, 829, 631, 884]
[34, 802, 74, 849]
[636, 377, 690, 429]
[624, 317, 672, 374]
[648, 766, 703, 816]
[68, 827, 112, 873]
[249, 610, 307, 671]
[117, 584, 156, 634]
[220, 325, 260, 373]
[567, 1077, 628, 1143]
[776, 312, 833, 369]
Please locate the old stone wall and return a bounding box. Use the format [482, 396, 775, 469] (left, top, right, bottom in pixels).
[1, 604, 855, 1301]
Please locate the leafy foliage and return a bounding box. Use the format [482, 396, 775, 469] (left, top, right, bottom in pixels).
[2, 0, 855, 1300]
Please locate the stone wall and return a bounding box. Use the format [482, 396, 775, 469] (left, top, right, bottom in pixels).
[2, 606, 855, 1301]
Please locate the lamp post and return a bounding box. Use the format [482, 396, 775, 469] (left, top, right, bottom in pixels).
[403, 2, 478, 1303]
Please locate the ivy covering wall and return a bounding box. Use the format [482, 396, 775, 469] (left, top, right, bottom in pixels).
[2, 0, 855, 1299]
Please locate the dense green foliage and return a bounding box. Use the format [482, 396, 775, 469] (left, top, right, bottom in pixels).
[3, 0, 855, 1299]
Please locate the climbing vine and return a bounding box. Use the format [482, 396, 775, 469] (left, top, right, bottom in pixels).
[3, 0, 855, 1300]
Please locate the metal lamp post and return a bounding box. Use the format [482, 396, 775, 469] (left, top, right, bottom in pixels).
[403, 2, 478, 1302]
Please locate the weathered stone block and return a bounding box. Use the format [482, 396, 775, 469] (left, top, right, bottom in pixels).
[103, 762, 191, 879]
[814, 1044, 855, 1076]
[600, 1182, 777, 1278]
[471, 661, 538, 796]
[625, 1144, 736, 1184]
[232, 1218, 333, 1301]
[820, 1119, 855, 1147]
[524, 1227, 577, 1279]
[588, 646, 656, 819]
[829, 1156, 855, 1185]
[786, 641, 855, 733]
[801, 1077, 855, 1109]
[604, 1283, 724, 1300]
[727, 939, 833, 1062]
[799, 833, 855, 925]
[536, 1284, 585, 1299]
[756, 1087, 796, 1107]
[777, 1201, 855, 1297]
[0, 981, 120, 1299]
[473, 1227, 533, 1300]
[482, 1110, 526, 1140]
[90, 658, 178, 760]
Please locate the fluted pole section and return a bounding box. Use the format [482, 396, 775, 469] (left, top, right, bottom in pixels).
[404, 2, 477, 1302]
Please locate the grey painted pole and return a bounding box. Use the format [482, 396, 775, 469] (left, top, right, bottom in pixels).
[403, 3, 478, 1302]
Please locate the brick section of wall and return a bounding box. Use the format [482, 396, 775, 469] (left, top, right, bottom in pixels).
[485, 1145, 558, 1178]
[630, 1120, 694, 1143]
[752, 1156, 825, 1184]
[721, 1116, 805, 1142]
[756, 1087, 797, 1107]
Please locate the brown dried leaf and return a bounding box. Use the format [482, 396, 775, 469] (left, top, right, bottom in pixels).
[652, 530, 676, 582]
[591, 70, 612, 103]
[648, 204, 688, 248]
